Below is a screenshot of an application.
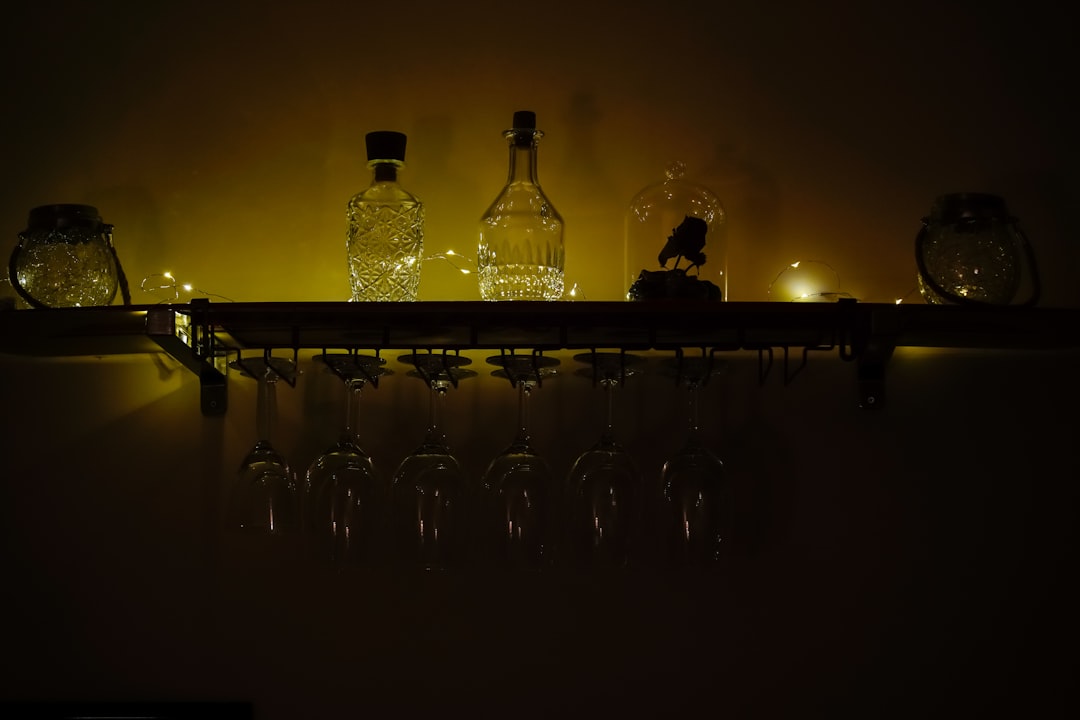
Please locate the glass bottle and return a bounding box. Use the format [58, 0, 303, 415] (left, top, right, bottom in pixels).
[346, 130, 425, 302]
[477, 110, 565, 301]
[625, 161, 726, 301]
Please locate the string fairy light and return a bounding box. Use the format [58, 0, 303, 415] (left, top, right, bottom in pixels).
[139, 252, 585, 304]
[767, 260, 855, 302]
[423, 247, 586, 299]
[423, 248, 476, 275]
[565, 282, 586, 300]
[140, 271, 235, 303]
[893, 286, 919, 304]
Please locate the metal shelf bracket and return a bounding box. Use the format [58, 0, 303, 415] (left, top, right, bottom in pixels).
[146, 299, 228, 416]
[846, 303, 900, 409]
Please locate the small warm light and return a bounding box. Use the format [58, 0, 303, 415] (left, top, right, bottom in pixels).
[182, 283, 193, 292]
[893, 286, 918, 305]
[768, 259, 852, 302]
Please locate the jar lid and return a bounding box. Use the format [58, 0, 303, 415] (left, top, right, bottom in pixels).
[929, 193, 1010, 224]
[365, 131, 407, 162]
[25, 204, 105, 232]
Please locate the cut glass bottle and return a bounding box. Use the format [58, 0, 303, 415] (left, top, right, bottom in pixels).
[346, 131, 425, 301]
[477, 110, 565, 301]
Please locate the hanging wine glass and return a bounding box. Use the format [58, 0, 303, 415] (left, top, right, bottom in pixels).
[565, 351, 646, 570]
[391, 351, 477, 570]
[304, 352, 390, 566]
[658, 350, 730, 568]
[227, 353, 301, 539]
[479, 351, 560, 570]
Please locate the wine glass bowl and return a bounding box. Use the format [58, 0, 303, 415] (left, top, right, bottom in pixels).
[391, 352, 476, 570]
[479, 352, 560, 569]
[304, 352, 390, 566]
[566, 351, 646, 570]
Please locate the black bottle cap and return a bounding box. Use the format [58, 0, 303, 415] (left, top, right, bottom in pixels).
[365, 131, 407, 162]
[512, 111, 536, 130]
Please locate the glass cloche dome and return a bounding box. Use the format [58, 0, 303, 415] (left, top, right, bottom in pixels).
[624, 161, 726, 301]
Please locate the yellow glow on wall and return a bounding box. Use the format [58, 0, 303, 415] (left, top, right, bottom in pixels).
[1, 3, 1075, 307]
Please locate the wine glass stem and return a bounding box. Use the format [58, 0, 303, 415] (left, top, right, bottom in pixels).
[427, 381, 448, 444]
[602, 378, 616, 443]
[344, 378, 364, 444]
[516, 380, 532, 443]
[256, 369, 278, 445]
[686, 380, 702, 443]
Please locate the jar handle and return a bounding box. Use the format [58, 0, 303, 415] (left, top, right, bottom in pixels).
[914, 221, 973, 305]
[104, 223, 132, 306]
[7, 238, 49, 309]
[1015, 225, 1041, 307]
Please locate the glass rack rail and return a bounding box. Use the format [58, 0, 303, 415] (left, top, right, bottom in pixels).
[2, 299, 1077, 414]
